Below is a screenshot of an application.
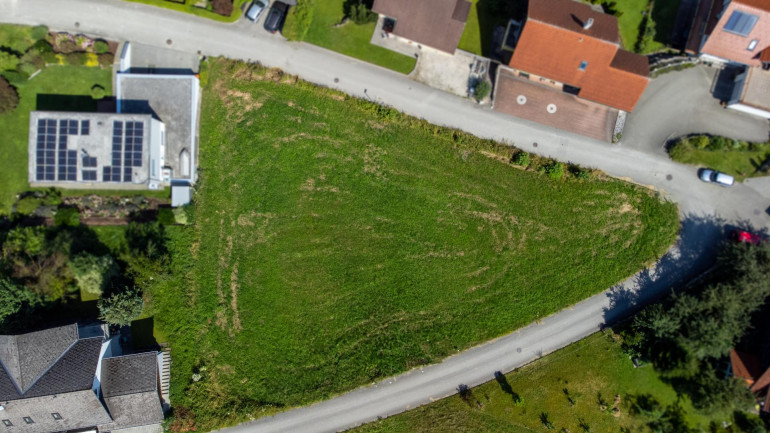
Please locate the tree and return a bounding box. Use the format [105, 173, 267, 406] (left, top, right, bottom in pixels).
[54, 206, 80, 226]
[0, 75, 19, 115]
[0, 277, 40, 326]
[98, 287, 144, 326]
[90, 84, 105, 100]
[68, 253, 118, 296]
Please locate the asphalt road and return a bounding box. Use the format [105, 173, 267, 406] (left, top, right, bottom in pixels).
[2, 1, 770, 431]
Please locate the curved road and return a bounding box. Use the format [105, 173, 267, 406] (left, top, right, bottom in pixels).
[2, 1, 770, 431]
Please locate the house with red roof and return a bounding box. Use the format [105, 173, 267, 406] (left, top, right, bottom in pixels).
[685, 0, 770, 118]
[492, 0, 649, 142]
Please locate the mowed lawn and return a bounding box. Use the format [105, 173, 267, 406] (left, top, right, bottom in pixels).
[149, 58, 678, 430]
[350, 332, 727, 433]
[283, 0, 415, 74]
[0, 65, 112, 213]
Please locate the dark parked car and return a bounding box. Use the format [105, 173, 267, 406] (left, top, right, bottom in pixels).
[246, 0, 267, 22]
[264, 1, 289, 33]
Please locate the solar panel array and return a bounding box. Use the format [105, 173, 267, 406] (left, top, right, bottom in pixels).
[35, 117, 145, 183]
[103, 120, 144, 183]
[724, 10, 758, 36]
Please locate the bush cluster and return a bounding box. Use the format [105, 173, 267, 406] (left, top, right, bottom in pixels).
[283, 0, 315, 41]
[669, 134, 769, 161]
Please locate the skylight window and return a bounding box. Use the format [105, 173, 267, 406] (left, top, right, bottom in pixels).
[1, 420, 11, 427]
[748, 39, 758, 51]
[51, 413, 63, 420]
[23, 417, 33, 424]
[579, 61, 588, 71]
[724, 10, 758, 36]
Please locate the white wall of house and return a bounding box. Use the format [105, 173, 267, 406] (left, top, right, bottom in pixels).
[727, 102, 770, 118]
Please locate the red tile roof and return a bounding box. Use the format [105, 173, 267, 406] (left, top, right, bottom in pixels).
[372, 0, 471, 53]
[731, 349, 762, 385]
[508, 0, 649, 112]
[751, 365, 770, 394]
[700, 0, 770, 66]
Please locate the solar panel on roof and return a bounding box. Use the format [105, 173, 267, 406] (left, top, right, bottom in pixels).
[81, 120, 90, 135]
[82, 170, 97, 181]
[83, 156, 97, 168]
[123, 167, 132, 182]
[724, 10, 758, 36]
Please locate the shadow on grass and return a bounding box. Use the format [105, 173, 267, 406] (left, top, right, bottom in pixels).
[131, 316, 160, 350]
[36, 94, 101, 112]
[602, 213, 727, 325]
[494, 370, 522, 403]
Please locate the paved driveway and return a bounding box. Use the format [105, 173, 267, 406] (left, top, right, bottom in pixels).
[624, 65, 769, 155]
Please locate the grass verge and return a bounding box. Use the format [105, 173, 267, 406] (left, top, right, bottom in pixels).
[0, 64, 113, 214]
[283, 0, 416, 74]
[669, 135, 770, 181]
[349, 332, 733, 433]
[122, 0, 250, 23]
[147, 58, 679, 431]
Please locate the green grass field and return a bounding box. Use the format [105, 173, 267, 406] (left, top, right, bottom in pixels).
[146, 58, 679, 430]
[0, 65, 113, 214]
[282, 0, 416, 74]
[350, 332, 731, 433]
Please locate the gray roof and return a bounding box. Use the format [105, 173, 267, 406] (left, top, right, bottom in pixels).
[0, 324, 103, 400]
[117, 74, 199, 183]
[102, 353, 158, 398]
[104, 392, 164, 430]
[101, 353, 163, 430]
[0, 390, 112, 433]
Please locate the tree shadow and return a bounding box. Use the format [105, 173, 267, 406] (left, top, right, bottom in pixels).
[130, 316, 160, 350]
[603, 213, 726, 326]
[494, 370, 522, 403]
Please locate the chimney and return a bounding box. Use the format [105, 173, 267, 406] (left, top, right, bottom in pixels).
[583, 17, 594, 30]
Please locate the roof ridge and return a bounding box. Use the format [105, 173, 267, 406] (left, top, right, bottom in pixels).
[0, 337, 23, 395]
[19, 338, 79, 394]
[528, 18, 620, 47]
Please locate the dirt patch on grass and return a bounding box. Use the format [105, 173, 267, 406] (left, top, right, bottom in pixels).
[229, 261, 242, 335]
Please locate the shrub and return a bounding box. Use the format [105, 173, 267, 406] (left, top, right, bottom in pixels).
[64, 52, 85, 66]
[173, 207, 190, 225]
[0, 51, 20, 72]
[545, 161, 564, 180]
[709, 136, 727, 151]
[91, 84, 106, 100]
[474, 80, 491, 101]
[15, 197, 42, 215]
[98, 287, 144, 326]
[211, 0, 233, 16]
[693, 135, 710, 150]
[0, 76, 19, 115]
[0, 277, 41, 326]
[69, 253, 119, 296]
[98, 52, 114, 68]
[54, 207, 80, 226]
[20, 49, 45, 69]
[576, 169, 591, 180]
[158, 207, 176, 225]
[30, 25, 49, 41]
[54, 37, 79, 54]
[31, 39, 54, 54]
[17, 62, 37, 77]
[344, 0, 376, 24]
[512, 151, 530, 167]
[93, 40, 110, 54]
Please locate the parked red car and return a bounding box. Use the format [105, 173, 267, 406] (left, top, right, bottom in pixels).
[732, 230, 765, 245]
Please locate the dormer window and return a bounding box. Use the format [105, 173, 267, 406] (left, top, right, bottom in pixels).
[579, 61, 588, 71]
[748, 39, 758, 51]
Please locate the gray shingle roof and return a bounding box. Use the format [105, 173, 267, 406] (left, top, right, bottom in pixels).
[0, 324, 103, 400]
[103, 391, 164, 430]
[102, 353, 158, 398]
[0, 390, 112, 433]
